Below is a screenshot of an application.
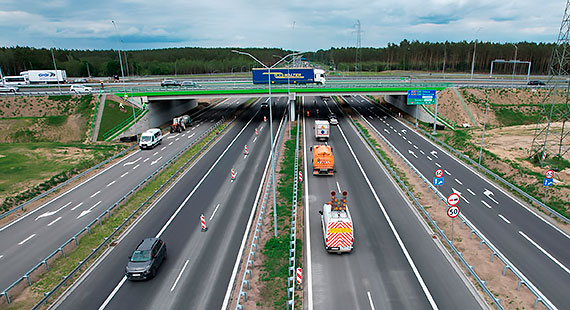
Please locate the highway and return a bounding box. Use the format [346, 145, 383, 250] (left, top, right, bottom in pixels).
[54, 98, 288, 309]
[345, 95, 570, 309]
[0, 98, 246, 292]
[303, 96, 484, 309]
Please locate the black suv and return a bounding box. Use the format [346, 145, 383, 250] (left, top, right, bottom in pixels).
[527, 80, 545, 86]
[126, 238, 167, 280]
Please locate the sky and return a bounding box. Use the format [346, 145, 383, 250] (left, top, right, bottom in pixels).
[0, 0, 565, 51]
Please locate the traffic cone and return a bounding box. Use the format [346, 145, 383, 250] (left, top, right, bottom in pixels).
[200, 213, 208, 231]
[255, 128, 258, 136]
[244, 145, 248, 156]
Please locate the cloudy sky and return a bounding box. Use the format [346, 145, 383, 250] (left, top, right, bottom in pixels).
[0, 0, 565, 51]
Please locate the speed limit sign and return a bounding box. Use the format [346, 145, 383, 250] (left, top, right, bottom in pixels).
[447, 206, 460, 218]
[545, 170, 554, 179]
[435, 169, 444, 178]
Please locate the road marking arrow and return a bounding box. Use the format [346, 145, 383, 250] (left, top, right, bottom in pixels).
[483, 189, 499, 204]
[35, 202, 71, 220]
[408, 150, 418, 158]
[430, 150, 438, 158]
[384, 129, 390, 134]
[123, 157, 141, 166]
[452, 188, 470, 204]
[151, 156, 163, 165]
[77, 201, 101, 219]
[401, 129, 407, 134]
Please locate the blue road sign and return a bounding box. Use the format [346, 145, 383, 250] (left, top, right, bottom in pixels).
[544, 178, 553, 186]
[407, 90, 436, 105]
[434, 177, 444, 186]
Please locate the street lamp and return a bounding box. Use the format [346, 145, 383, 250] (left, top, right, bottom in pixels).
[512, 44, 518, 86]
[470, 27, 482, 80]
[232, 50, 303, 237]
[112, 21, 136, 136]
[478, 89, 489, 167]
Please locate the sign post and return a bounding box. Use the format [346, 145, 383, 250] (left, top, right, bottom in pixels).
[433, 169, 444, 186]
[407, 90, 436, 128]
[544, 169, 554, 187]
[446, 193, 461, 244]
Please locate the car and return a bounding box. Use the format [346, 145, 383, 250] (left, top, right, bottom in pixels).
[126, 238, 167, 280]
[328, 113, 339, 125]
[70, 84, 93, 93]
[180, 80, 198, 88]
[0, 85, 18, 93]
[139, 128, 162, 149]
[161, 79, 181, 87]
[73, 78, 89, 84]
[260, 102, 269, 109]
[527, 80, 545, 86]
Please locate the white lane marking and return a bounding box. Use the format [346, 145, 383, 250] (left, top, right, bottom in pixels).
[209, 204, 221, 221]
[132, 164, 140, 170]
[408, 150, 418, 158]
[253, 137, 257, 143]
[427, 156, 432, 161]
[161, 147, 166, 151]
[407, 140, 412, 144]
[367, 291, 376, 310]
[47, 216, 62, 227]
[398, 132, 402, 136]
[151, 156, 163, 166]
[481, 200, 492, 209]
[106, 180, 116, 187]
[18, 234, 36, 245]
[498, 214, 511, 224]
[435, 163, 441, 168]
[71, 202, 84, 211]
[484, 189, 499, 204]
[35, 201, 72, 220]
[0, 255, 3, 259]
[123, 157, 141, 166]
[519, 231, 570, 275]
[98, 277, 127, 310]
[167, 135, 176, 139]
[78, 201, 102, 219]
[444, 169, 451, 175]
[90, 190, 101, 198]
[467, 188, 476, 196]
[143, 158, 149, 163]
[384, 128, 390, 134]
[402, 136, 406, 140]
[413, 145, 418, 149]
[153, 151, 159, 156]
[175, 137, 180, 141]
[170, 260, 190, 292]
[452, 188, 470, 204]
[337, 124, 438, 309]
[419, 150, 425, 155]
[188, 133, 195, 139]
[302, 111, 314, 310]
[454, 178, 463, 185]
[120, 172, 129, 178]
[336, 181, 342, 193]
[169, 142, 173, 146]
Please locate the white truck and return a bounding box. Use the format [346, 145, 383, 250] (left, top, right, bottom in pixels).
[20, 70, 67, 84]
[319, 191, 354, 253]
[314, 120, 330, 141]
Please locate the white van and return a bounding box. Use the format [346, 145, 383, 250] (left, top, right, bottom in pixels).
[139, 128, 162, 149]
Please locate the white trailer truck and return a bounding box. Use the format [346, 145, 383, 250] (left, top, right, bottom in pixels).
[314, 120, 330, 141]
[20, 70, 67, 84]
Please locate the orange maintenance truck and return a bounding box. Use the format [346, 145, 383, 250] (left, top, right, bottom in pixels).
[311, 144, 335, 175]
[319, 191, 354, 253]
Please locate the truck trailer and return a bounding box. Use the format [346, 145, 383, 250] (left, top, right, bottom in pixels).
[252, 68, 325, 84]
[319, 191, 354, 253]
[20, 70, 67, 84]
[314, 120, 330, 141]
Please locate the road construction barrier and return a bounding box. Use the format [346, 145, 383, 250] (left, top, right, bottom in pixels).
[244, 145, 248, 156]
[231, 168, 236, 181]
[298, 171, 303, 183]
[201, 213, 208, 231]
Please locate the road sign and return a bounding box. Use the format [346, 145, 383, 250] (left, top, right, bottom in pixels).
[447, 206, 460, 218]
[435, 169, 444, 178]
[433, 177, 444, 186]
[407, 90, 436, 105]
[447, 193, 461, 206]
[544, 178, 554, 186]
[545, 170, 554, 179]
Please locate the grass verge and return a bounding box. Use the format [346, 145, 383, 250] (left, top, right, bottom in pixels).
[4, 122, 227, 310]
[97, 100, 142, 141]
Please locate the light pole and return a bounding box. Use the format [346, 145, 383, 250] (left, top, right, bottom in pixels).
[478, 90, 489, 167]
[50, 47, 62, 95]
[232, 50, 302, 237]
[512, 44, 518, 86]
[112, 21, 135, 136]
[470, 27, 482, 80]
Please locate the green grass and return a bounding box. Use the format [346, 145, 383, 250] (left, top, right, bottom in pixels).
[5, 123, 226, 310]
[97, 100, 142, 141]
[494, 107, 539, 126]
[44, 115, 68, 126]
[0, 143, 126, 212]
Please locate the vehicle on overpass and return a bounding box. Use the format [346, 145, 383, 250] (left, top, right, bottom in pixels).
[161, 79, 181, 87]
[0, 85, 18, 93]
[125, 238, 167, 280]
[311, 144, 335, 175]
[20, 70, 67, 84]
[2, 75, 27, 86]
[252, 67, 326, 84]
[70, 84, 93, 93]
[319, 191, 354, 253]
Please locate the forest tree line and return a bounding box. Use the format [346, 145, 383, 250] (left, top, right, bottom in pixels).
[0, 40, 557, 78]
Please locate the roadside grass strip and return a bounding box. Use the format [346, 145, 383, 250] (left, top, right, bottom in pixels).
[4, 122, 228, 310]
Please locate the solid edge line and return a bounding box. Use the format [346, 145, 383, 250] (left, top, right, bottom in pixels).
[367, 291, 376, 310]
[519, 231, 570, 275]
[98, 277, 127, 310]
[302, 98, 313, 310]
[337, 123, 438, 309]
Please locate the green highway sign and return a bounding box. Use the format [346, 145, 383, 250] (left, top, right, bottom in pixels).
[407, 89, 436, 105]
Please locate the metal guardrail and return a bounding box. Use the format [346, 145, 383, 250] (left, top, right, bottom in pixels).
[101, 108, 146, 140]
[0, 119, 228, 307]
[286, 115, 301, 310]
[368, 97, 570, 225]
[235, 112, 288, 310]
[350, 105, 554, 310]
[0, 144, 137, 222]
